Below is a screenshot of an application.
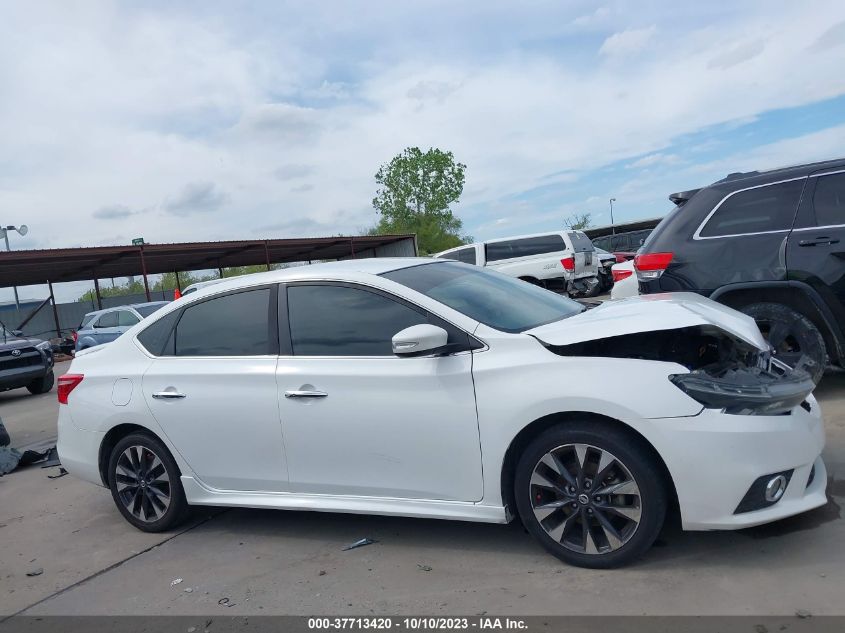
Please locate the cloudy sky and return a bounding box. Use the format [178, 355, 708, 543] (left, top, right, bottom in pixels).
[2, 0, 845, 301]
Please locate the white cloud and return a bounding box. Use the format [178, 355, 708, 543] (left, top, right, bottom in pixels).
[599, 26, 657, 57]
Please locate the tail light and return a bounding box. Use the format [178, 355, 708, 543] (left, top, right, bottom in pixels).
[612, 268, 633, 283]
[634, 252, 673, 280]
[561, 256, 575, 271]
[72, 331, 78, 343]
[58, 374, 84, 404]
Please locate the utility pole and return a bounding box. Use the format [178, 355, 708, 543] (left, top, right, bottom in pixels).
[609, 198, 617, 235]
[1, 224, 28, 310]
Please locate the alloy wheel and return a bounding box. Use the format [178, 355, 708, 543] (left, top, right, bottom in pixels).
[114, 445, 171, 523]
[529, 443, 641, 555]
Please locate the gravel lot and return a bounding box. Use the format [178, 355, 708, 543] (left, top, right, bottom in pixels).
[1, 361, 843, 617]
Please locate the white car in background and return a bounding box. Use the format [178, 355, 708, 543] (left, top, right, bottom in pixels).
[610, 259, 638, 300]
[435, 230, 599, 296]
[57, 259, 826, 568]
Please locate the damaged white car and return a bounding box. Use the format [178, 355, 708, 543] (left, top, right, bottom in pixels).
[57, 259, 827, 568]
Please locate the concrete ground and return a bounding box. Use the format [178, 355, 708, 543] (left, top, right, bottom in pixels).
[1, 364, 843, 617]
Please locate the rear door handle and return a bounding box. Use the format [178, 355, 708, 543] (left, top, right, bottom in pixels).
[799, 236, 840, 247]
[284, 390, 328, 398]
[152, 391, 186, 399]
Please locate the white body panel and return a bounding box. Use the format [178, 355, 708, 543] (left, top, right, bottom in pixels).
[57, 258, 826, 533]
[610, 259, 638, 300]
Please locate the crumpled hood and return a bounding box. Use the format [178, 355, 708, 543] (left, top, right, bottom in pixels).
[527, 292, 768, 350]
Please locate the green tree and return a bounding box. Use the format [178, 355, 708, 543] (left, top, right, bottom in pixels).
[370, 147, 471, 255]
[564, 212, 593, 230]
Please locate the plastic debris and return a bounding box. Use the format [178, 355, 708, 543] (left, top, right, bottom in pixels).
[171, 578, 183, 587]
[39, 447, 61, 469]
[47, 468, 68, 480]
[318, 570, 326, 576]
[417, 564, 433, 572]
[184, 587, 194, 593]
[342, 538, 377, 551]
[218, 598, 236, 608]
[26, 568, 44, 577]
[0, 446, 53, 476]
[795, 610, 812, 619]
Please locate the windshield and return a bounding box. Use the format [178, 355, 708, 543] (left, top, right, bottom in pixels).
[382, 261, 584, 333]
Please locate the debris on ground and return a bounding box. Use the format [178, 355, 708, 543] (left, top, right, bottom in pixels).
[417, 564, 433, 572]
[318, 570, 326, 576]
[47, 467, 68, 479]
[26, 568, 44, 577]
[184, 587, 193, 593]
[343, 538, 377, 551]
[171, 578, 183, 587]
[217, 597, 236, 608]
[0, 419, 9, 447]
[795, 609, 812, 619]
[39, 446, 61, 469]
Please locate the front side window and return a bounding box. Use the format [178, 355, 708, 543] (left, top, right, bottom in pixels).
[485, 234, 566, 262]
[117, 310, 140, 327]
[95, 312, 118, 328]
[174, 289, 271, 356]
[287, 285, 428, 356]
[382, 261, 583, 333]
[811, 172, 845, 227]
[699, 179, 805, 238]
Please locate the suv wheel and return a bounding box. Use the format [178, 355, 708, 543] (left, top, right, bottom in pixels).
[108, 432, 189, 532]
[741, 302, 827, 383]
[26, 370, 55, 395]
[514, 422, 667, 568]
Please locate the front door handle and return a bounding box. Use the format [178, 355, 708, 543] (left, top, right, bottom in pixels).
[152, 391, 187, 400]
[284, 390, 328, 398]
[799, 236, 840, 247]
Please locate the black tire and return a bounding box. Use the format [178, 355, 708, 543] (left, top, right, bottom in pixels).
[740, 302, 827, 384]
[26, 370, 55, 395]
[107, 432, 189, 532]
[514, 421, 667, 569]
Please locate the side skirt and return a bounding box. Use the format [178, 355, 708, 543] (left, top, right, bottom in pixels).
[181, 477, 510, 524]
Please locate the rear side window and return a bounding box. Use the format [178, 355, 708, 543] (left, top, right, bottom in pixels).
[485, 234, 566, 262]
[175, 289, 272, 356]
[287, 285, 428, 356]
[438, 247, 476, 265]
[137, 310, 181, 356]
[699, 179, 804, 238]
[810, 172, 845, 227]
[117, 310, 140, 327]
[95, 312, 118, 328]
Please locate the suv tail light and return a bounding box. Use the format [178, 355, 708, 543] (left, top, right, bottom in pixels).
[58, 374, 84, 404]
[561, 256, 575, 271]
[634, 252, 673, 280]
[72, 331, 78, 343]
[612, 268, 633, 283]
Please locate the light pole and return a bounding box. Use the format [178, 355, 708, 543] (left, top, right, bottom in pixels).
[609, 198, 616, 235]
[1, 224, 28, 310]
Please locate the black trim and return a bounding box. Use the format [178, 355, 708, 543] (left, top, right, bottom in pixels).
[709, 280, 845, 360]
[277, 283, 293, 356]
[282, 280, 482, 357]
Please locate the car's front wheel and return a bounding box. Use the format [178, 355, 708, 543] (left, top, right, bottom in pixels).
[515, 422, 667, 568]
[108, 432, 189, 532]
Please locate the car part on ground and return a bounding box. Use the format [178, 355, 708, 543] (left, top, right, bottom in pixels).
[57, 258, 828, 568]
[637, 157, 845, 382]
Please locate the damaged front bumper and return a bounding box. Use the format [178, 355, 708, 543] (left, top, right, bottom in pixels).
[669, 357, 816, 416]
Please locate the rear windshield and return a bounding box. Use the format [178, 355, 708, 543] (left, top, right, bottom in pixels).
[134, 304, 166, 318]
[382, 261, 583, 333]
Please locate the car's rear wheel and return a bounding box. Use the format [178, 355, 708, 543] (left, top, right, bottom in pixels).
[741, 302, 827, 383]
[108, 432, 189, 532]
[26, 370, 54, 395]
[515, 422, 667, 568]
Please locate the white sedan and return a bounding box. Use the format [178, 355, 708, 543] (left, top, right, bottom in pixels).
[57, 259, 827, 568]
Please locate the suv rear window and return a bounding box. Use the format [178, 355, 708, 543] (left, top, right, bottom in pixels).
[699, 179, 804, 238]
[485, 234, 565, 262]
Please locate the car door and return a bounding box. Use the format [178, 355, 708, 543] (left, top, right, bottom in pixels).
[787, 169, 845, 325]
[92, 311, 121, 345]
[141, 286, 289, 492]
[277, 282, 483, 502]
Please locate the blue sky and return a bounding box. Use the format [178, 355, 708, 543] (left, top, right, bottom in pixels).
[1, 0, 845, 301]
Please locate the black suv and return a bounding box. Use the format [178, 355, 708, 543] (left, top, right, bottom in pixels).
[637, 158, 845, 383]
[0, 322, 55, 396]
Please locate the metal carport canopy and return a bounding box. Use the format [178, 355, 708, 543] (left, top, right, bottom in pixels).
[0, 235, 416, 287]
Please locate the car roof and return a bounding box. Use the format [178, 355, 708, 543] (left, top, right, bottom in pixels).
[435, 230, 580, 255]
[83, 301, 168, 319]
[709, 157, 845, 190]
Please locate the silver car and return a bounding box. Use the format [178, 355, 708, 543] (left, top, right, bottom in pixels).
[74, 302, 168, 351]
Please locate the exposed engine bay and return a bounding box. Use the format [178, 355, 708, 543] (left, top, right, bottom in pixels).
[540, 325, 816, 415]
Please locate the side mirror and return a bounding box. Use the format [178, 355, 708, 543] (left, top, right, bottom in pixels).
[392, 324, 449, 357]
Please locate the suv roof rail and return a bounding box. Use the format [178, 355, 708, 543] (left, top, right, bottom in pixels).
[668, 189, 701, 206]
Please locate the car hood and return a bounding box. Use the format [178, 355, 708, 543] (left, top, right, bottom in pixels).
[527, 292, 768, 350]
[0, 337, 43, 351]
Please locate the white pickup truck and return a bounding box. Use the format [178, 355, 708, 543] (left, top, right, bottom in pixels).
[434, 230, 599, 295]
